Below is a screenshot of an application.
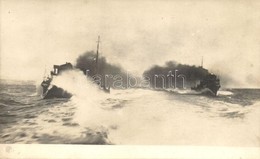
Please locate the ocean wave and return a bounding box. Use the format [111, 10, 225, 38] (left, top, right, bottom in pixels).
[0, 102, 9, 107]
[27, 92, 38, 97]
[0, 98, 26, 107]
[1, 78, 260, 145]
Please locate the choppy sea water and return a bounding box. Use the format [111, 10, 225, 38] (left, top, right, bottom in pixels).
[0, 78, 260, 146]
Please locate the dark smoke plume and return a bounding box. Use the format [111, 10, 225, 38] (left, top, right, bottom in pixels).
[75, 51, 128, 88]
[143, 61, 211, 88]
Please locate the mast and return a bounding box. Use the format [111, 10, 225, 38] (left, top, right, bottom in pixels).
[96, 36, 100, 74]
[201, 56, 203, 68]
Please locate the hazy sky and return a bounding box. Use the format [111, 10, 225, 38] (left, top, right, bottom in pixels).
[1, 0, 260, 87]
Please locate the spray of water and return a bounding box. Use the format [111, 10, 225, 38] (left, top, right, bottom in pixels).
[51, 69, 120, 129]
[48, 69, 260, 145]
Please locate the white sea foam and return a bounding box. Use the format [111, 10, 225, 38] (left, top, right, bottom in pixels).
[218, 90, 233, 96]
[44, 71, 260, 146]
[51, 70, 118, 128]
[166, 88, 196, 94]
[105, 92, 259, 146]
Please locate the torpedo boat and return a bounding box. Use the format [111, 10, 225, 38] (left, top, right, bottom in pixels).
[41, 62, 73, 99]
[41, 36, 109, 99]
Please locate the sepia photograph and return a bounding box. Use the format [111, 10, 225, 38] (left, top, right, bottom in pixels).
[0, 0, 260, 158]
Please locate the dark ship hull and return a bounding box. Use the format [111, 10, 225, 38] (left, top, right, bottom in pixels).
[191, 73, 221, 96]
[41, 62, 73, 99]
[42, 85, 72, 99]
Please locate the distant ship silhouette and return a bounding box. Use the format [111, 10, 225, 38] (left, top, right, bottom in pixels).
[191, 57, 221, 96]
[191, 73, 221, 96]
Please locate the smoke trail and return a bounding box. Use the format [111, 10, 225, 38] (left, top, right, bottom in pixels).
[75, 51, 126, 76]
[143, 61, 210, 88]
[75, 51, 129, 88]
